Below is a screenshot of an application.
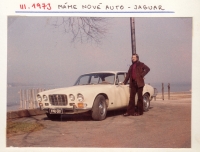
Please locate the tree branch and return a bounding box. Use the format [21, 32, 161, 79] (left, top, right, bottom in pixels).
[51, 17, 108, 44]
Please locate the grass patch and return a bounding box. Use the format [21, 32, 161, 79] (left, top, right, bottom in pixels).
[7, 121, 44, 136]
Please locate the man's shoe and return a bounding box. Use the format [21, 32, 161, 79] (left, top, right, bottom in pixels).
[123, 113, 130, 116]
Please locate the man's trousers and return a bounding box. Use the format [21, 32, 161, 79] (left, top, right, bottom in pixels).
[127, 81, 144, 115]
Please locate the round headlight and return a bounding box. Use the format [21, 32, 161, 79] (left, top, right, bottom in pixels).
[69, 94, 75, 101]
[43, 95, 48, 101]
[77, 93, 84, 102]
[37, 94, 42, 102]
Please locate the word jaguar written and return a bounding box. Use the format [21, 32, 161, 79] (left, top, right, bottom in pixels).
[133, 5, 165, 10]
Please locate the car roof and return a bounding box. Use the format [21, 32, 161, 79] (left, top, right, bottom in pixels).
[82, 71, 127, 75]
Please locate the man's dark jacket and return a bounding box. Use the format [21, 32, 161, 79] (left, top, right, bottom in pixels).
[123, 61, 150, 88]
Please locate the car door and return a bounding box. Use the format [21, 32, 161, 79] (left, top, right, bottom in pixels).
[114, 73, 129, 108]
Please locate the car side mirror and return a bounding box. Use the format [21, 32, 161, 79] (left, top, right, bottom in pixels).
[118, 82, 124, 86]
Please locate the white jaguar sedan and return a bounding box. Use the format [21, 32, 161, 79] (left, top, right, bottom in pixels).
[36, 71, 156, 121]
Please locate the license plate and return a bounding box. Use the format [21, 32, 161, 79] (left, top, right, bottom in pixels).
[49, 109, 63, 114]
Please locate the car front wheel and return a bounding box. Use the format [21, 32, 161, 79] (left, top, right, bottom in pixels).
[92, 95, 107, 121]
[143, 93, 150, 112]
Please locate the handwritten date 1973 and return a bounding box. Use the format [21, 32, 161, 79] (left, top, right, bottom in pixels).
[20, 3, 51, 10]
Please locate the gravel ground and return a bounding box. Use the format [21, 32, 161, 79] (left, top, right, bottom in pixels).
[6, 98, 191, 148]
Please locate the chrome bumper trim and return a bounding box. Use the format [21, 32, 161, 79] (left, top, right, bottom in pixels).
[42, 107, 92, 114]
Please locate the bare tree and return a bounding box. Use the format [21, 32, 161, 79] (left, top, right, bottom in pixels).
[52, 17, 108, 44]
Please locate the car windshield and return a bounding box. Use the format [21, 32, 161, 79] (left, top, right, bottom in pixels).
[74, 73, 115, 85]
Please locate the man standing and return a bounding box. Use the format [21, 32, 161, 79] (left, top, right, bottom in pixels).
[123, 54, 150, 116]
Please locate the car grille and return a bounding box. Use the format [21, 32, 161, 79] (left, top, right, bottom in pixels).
[49, 94, 68, 106]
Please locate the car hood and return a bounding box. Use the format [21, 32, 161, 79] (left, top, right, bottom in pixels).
[40, 85, 113, 95]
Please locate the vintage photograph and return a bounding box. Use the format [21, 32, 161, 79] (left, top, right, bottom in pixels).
[6, 16, 192, 148]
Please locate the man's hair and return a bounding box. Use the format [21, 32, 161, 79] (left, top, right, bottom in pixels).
[132, 54, 139, 60]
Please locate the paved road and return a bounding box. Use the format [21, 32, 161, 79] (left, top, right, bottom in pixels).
[7, 98, 191, 148]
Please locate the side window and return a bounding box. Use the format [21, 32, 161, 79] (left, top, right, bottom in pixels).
[104, 75, 115, 84]
[116, 73, 125, 84]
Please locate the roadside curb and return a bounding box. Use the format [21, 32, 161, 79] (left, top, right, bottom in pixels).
[7, 109, 46, 120]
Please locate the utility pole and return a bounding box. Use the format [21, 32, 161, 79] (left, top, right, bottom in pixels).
[130, 17, 136, 55]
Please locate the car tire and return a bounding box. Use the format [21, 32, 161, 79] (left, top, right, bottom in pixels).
[92, 95, 107, 121]
[143, 93, 150, 112]
[46, 113, 61, 120]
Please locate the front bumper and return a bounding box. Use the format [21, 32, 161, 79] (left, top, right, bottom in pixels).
[42, 105, 92, 114]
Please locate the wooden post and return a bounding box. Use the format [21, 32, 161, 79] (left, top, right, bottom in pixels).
[29, 89, 31, 109]
[162, 83, 164, 100]
[33, 89, 35, 109]
[19, 89, 22, 109]
[28, 89, 30, 109]
[34, 89, 38, 109]
[130, 17, 136, 54]
[32, 89, 34, 109]
[22, 90, 25, 109]
[35, 88, 39, 108]
[27, 89, 29, 109]
[24, 90, 27, 109]
[30, 89, 33, 109]
[168, 83, 170, 100]
[22, 90, 24, 109]
[35, 89, 38, 109]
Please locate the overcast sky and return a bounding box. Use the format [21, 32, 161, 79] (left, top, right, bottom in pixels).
[7, 17, 192, 87]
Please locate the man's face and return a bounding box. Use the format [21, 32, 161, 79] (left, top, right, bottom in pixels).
[132, 55, 138, 62]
